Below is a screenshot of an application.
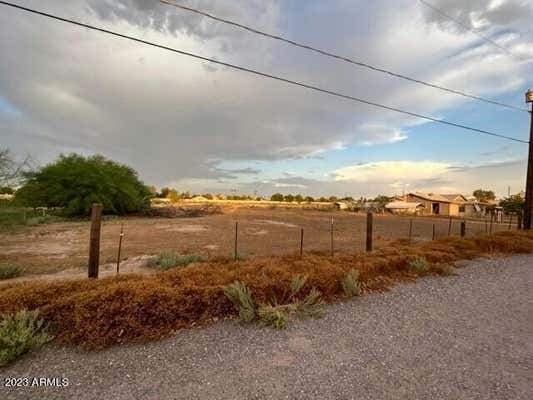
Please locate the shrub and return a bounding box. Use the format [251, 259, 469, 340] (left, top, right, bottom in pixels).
[295, 288, 325, 319]
[341, 269, 361, 297]
[0, 263, 23, 280]
[0, 310, 54, 366]
[147, 252, 206, 270]
[176, 254, 206, 266]
[257, 305, 291, 329]
[224, 281, 256, 323]
[257, 278, 324, 329]
[409, 257, 429, 274]
[433, 264, 457, 276]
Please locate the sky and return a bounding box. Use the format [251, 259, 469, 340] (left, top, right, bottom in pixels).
[1, 0, 532, 198]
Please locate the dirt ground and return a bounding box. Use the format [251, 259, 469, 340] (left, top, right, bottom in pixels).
[0, 207, 514, 280]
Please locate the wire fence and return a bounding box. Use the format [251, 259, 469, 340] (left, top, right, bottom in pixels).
[96, 211, 523, 274]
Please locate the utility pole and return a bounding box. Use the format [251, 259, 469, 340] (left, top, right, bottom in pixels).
[524, 89, 533, 230]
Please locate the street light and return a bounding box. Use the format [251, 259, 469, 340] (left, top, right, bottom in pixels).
[527, 89, 533, 104]
[524, 89, 533, 230]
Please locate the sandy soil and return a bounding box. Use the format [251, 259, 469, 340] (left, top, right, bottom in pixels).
[0, 207, 513, 279]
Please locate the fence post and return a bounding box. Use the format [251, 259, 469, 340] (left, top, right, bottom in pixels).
[489, 214, 494, 234]
[432, 223, 436, 240]
[518, 211, 523, 230]
[460, 221, 466, 237]
[88, 203, 103, 279]
[448, 216, 453, 236]
[485, 217, 488, 234]
[330, 218, 334, 257]
[234, 221, 238, 261]
[408, 219, 413, 245]
[300, 227, 304, 259]
[508, 214, 513, 230]
[116, 223, 124, 275]
[366, 212, 373, 252]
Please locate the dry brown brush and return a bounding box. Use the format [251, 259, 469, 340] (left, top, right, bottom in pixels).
[0, 231, 532, 349]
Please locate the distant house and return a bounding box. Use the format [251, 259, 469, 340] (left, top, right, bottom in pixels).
[385, 201, 425, 215]
[334, 202, 348, 210]
[405, 192, 469, 216]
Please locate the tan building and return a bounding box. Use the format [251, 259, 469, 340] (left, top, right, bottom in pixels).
[405, 192, 469, 216]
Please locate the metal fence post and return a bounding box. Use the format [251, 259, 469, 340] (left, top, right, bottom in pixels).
[88, 203, 103, 279]
[366, 212, 373, 252]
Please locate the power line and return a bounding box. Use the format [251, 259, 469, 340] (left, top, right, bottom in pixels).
[160, 0, 528, 113]
[0, 0, 528, 145]
[419, 0, 530, 63]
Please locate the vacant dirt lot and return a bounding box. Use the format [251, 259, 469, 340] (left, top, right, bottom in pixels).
[0, 207, 513, 278]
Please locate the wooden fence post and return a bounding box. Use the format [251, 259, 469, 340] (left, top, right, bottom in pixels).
[508, 214, 513, 230]
[88, 203, 103, 279]
[489, 214, 494, 234]
[330, 218, 334, 257]
[460, 221, 466, 237]
[408, 219, 413, 245]
[448, 216, 453, 236]
[518, 211, 523, 230]
[432, 223, 436, 240]
[116, 223, 124, 275]
[234, 221, 238, 261]
[300, 227, 304, 259]
[366, 212, 373, 252]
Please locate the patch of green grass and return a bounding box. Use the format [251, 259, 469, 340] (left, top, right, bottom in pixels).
[0, 206, 61, 231]
[341, 269, 361, 298]
[224, 281, 256, 323]
[0, 263, 23, 280]
[408, 257, 429, 274]
[146, 252, 207, 270]
[0, 310, 54, 367]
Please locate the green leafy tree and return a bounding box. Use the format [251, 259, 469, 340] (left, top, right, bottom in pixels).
[0, 187, 14, 194]
[499, 195, 524, 214]
[15, 154, 150, 215]
[328, 196, 338, 202]
[159, 187, 170, 199]
[304, 196, 314, 203]
[271, 193, 284, 202]
[473, 189, 496, 203]
[318, 197, 328, 202]
[284, 194, 295, 202]
[373, 195, 393, 208]
[294, 194, 304, 203]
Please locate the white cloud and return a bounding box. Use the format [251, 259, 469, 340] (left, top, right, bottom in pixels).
[332, 161, 452, 183]
[0, 0, 530, 191]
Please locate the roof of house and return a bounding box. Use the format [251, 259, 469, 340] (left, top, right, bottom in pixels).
[408, 192, 467, 204]
[385, 201, 424, 209]
[190, 195, 209, 201]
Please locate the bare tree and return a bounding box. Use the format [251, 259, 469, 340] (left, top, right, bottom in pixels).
[0, 147, 35, 188]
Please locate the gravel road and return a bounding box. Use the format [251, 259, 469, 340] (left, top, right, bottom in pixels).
[2, 254, 532, 400]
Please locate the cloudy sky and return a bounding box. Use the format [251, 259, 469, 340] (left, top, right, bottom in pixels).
[1, 0, 532, 198]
